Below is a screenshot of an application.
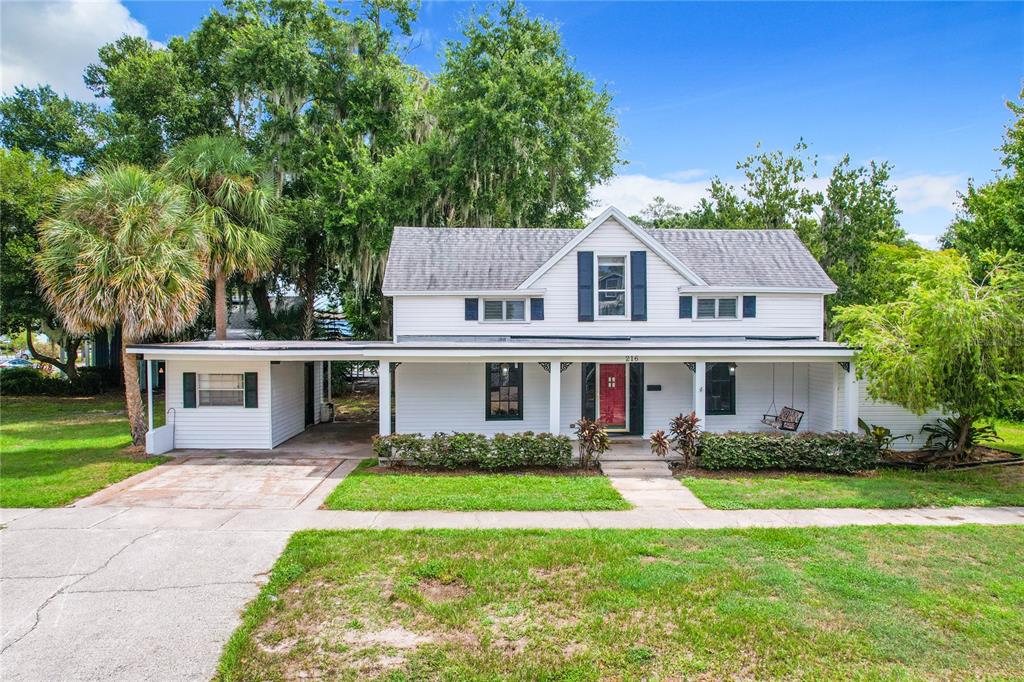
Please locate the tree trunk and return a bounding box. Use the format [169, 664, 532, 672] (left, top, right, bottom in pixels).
[298, 242, 320, 341]
[121, 342, 147, 446]
[250, 281, 273, 329]
[953, 414, 973, 461]
[25, 328, 80, 381]
[214, 264, 228, 341]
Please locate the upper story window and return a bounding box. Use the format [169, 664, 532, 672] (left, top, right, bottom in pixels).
[696, 297, 738, 319]
[597, 256, 626, 317]
[483, 299, 526, 321]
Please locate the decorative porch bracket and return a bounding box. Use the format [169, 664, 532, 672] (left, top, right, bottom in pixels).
[684, 362, 696, 373]
[539, 362, 573, 373]
[838, 361, 850, 373]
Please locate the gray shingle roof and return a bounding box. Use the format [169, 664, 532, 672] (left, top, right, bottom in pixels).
[382, 225, 834, 292]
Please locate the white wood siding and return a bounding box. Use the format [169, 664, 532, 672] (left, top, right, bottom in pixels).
[392, 218, 825, 339]
[858, 382, 943, 451]
[395, 361, 551, 436]
[807, 363, 836, 433]
[165, 359, 272, 449]
[271, 362, 306, 446]
[313, 361, 324, 424]
[643, 363, 693, 435]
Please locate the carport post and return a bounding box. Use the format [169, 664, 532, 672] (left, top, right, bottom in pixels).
[378, 360, 391, 436]
[146, 359, 154, 432]
[327, 360, 332, 401]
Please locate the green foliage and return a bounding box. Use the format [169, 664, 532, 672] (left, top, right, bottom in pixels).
[857, 418, 913, 453]
[571, 417, 611, 468]
[942, 87, 1023, 264]
[698, 432, 877, 473]
[921, 418, 1000, 454]
[0, 367, 103, 396]
[372, 431, 573, 470]
[0, 85, 101, 172]
[836, 251, 1024, 456]
[668, 411, 701, 467]
[0, 148, 65, 335]
[631, 143, 909, 330]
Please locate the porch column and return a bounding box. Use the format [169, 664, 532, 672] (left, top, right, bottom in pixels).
[548, 360, 561, 435]
[146, 359, 154, 432]
[326, 360, 332, 401]
[843, 359, 858, 432]
[378, 360, 392, 435]
[693, 360, 706, 429]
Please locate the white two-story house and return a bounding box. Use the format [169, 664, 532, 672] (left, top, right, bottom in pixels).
[130, 207, 939, 454]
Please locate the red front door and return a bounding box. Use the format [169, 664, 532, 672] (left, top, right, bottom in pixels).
[598, 364, 627, 430]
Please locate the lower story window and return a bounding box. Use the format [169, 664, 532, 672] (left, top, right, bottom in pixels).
[198, 373, 245, 406]
[706, 362, 736, 415]
[486, 362, 523, 420]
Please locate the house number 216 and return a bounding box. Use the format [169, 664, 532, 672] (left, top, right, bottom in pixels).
[624, 355, 639, 362]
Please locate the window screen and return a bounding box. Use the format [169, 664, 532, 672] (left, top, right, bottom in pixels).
[198, 374, 245, 406]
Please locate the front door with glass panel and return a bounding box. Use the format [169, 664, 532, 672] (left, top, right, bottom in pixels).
[598, 363, 627, 431]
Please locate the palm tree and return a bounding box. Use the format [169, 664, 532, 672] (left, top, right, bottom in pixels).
[163, 136, 278, 340]
[36, 165, 208, 445]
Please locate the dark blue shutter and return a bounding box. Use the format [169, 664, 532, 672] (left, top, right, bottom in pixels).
[679, 296, 693, 319]
[581, 363, 597, 420]
[577, 251, 594, 321]
[464, 298, 479, 321]
[182, 372, 196, 408]
[743, 295, 757, 318]
[530, 297, 544, 320]
[244, 372, 258, 408]
[628, 363, 644, 435]
[630, 251, 647, 321]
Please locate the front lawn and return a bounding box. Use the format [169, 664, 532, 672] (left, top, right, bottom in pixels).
[323, 460, 630, 511]
[681, 466, 1024, 510]
[218, 526, 1024, 681]
[991, 419, 1024, 455]
[0, 393, 168, 507]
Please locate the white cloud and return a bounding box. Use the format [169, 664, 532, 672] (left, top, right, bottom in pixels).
[907, 233, 940, 250]
[663, 168, 708, 181]
[893, 174, 964, 215]
[1, 0, 150, 100]
[588, 173, 711, 218]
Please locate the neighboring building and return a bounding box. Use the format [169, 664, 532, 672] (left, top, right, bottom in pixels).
[130, 207, 939, 454]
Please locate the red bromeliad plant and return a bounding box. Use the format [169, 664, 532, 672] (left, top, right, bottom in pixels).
[669, 411, 702, 468]
[571, 418, 611, 469]
[649, 430, 670, 458]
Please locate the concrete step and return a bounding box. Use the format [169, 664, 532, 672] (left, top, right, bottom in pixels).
[600, 460, 675, 478]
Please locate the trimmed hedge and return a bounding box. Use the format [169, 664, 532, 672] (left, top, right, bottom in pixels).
[0, 366, 105, 396]
[698, 431, 877, 473]
[373, 431, 574, 470]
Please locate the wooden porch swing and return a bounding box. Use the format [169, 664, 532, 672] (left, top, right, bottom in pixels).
[760, 363, 805, 432]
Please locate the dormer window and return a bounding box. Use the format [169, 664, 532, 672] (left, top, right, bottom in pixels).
[696, 297, 739, 319]
[597, 256, 626, 317]
[483, 299, 526, 321]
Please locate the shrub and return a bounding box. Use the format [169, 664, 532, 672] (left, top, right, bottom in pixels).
[372, 431, 573, 470]
[0, 366, 109, 397]
[669, 411, 701, 467]
[698, 431, 877, 473]
[571, 418, 610, 469]
[1, 367, 70, 396]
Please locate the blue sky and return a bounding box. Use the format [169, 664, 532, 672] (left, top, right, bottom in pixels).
[3, 1, 1022, 245]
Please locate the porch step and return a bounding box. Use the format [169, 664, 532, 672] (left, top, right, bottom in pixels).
[600, 460, 675, 479]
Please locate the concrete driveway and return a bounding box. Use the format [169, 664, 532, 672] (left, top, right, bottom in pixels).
[0, 507, 290, 682]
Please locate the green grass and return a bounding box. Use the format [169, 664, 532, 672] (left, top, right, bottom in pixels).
[991, 419, 1024, 455]
[323, 460, 630, 511]
[0, 393, 169, 507]
[217, 526, 1024, 681]
[681, 466, 1024, 510]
